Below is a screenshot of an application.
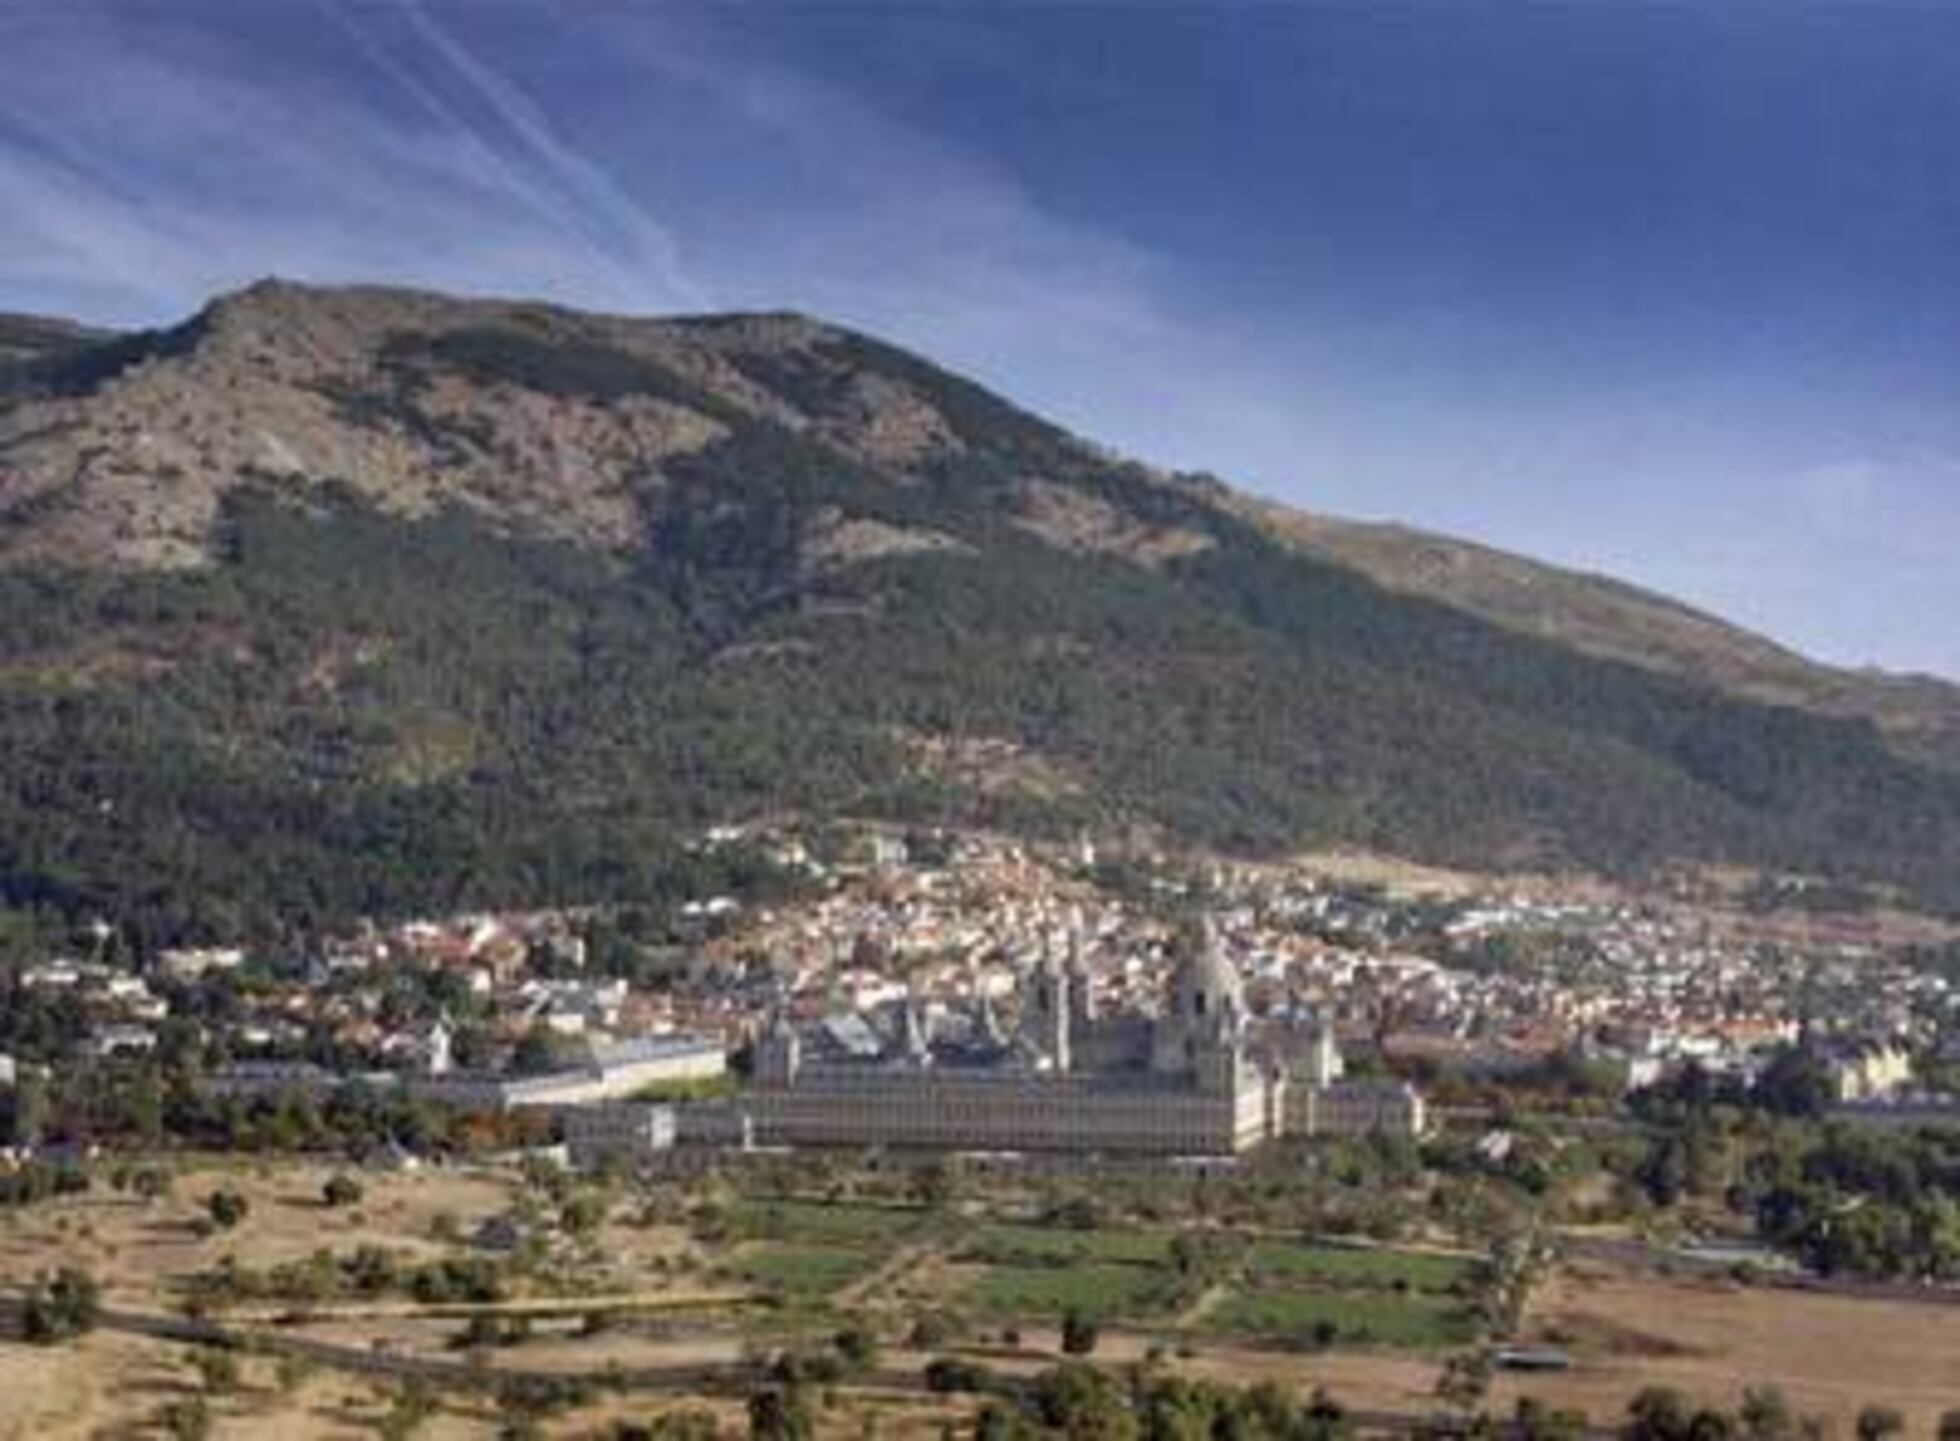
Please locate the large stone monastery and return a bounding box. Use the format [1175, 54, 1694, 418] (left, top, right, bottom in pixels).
[731, 923, 1424, 1158]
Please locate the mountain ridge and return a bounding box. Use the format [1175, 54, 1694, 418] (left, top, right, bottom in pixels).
[9, 281, 1951, 709]
[5, 279, 1960, 938]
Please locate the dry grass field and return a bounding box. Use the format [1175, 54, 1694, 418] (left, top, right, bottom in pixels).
[12, 1159, 1955, 1438]
[1494, 1259, 1960, 1432]
[0, 1324, 492, 1440]
[0, 1159, 517, 1307]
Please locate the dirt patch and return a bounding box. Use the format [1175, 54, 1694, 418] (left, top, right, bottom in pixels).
[1493, 1261, 1960, 1431]
[1011, 478, 1215, 568]
[1537, 1308, 1702, 1359]
[0, 1161, 514, 1309]
[801, 508, 973, 571]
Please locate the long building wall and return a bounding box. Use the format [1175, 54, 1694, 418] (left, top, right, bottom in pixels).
[1284, 1079, 1425, 1139]
[746, 1070, 1271, 1155]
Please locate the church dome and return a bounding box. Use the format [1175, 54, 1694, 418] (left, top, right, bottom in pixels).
[1169, 919, 1242, 1023]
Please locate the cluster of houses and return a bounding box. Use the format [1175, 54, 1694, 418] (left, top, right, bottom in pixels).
[7, 824, 1957, 1173]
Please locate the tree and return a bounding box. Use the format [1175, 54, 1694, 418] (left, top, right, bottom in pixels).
[191, 1346, 240, 1394]
[9, 1069, 50, 1148]
[1301, 1387, 1350, 1441]
[1625, 1388, 1694, 1441]
[1752, 1047, 1835, 1119]
[907, 1311, 960, 1350]
[560, 1190, 607, 1236]
[976, 1404, 1034, 1441]
[1436, 1350, 1492, 1411]
[1032, 1363, 1135, 1441]
[1740, 1386, 1794, 1441]
[511, 1027, 559, 1077]
[910, 1159, 956, 1210]
[1051, 1195, 1103, 1232]
[1060, 1307, 1100, 1356]
[639, 1410, 723, 1441]
[206, 1187, 249, 1230]
[378, 1380, 440, 1440]
[833, 1323, 880, 1373]
[275, 1354, 314, 1395]
[1167, 1230, 1237, 1283]
[1138, 1374, 1215, 1441]
[322, 1173, 364, 1208]
[1236, 1381, 1300, 1441]
[1937, 1411, 1960, 1441]
[747, 1385, 814, 1441]
[923, 1357, 991, 1395]
[22, 1266, 101, 1343]
[1855, 1408, 1904, 1441]
[158, 1398, 213, 1441]
[1513, 1397, 1586, 1441]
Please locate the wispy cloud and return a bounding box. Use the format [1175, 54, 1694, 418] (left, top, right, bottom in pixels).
[3, 2, 1957, 676]
[0, 2, 716, 321]
[0, 2, 1176, 385]
[388, 0, 709, 310]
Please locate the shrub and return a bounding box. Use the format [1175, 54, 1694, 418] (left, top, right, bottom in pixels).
[322, 1173, 364, 1208]
[833, 1324, 879, 1373]
[206, 1188, 249, 1230]
[1059, 1307, 1099, 1356]
[923, 1357, 992, 1394]
[22, 1266, 100, 1343]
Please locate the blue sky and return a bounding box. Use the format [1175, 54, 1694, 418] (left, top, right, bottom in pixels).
[3, 3, 1958, 678]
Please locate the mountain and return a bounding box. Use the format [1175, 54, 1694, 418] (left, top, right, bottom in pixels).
[4, 279, 1960, 942]
[0, 312, 112, 364]
[1216, 496, 1960, 772]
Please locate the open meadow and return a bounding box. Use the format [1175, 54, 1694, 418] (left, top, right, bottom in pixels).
[0, 1160, 1485, 1435]
[10, 1159, 1956, 1438]
[1494, 1257, 1960, 1433]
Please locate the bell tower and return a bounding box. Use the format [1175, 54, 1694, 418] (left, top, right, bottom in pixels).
[1019, 936, 1072, 1072]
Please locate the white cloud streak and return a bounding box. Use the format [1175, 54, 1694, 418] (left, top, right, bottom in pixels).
[0, 2, 716, 322]
[391, 0, 710, 311]
[3, 3, 1955, 676]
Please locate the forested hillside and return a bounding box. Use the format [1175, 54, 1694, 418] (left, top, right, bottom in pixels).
[3, 282, 1959, 944]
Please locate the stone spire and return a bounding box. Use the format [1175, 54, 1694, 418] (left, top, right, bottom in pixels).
[977, 988, 1009, 1049]
[901, 995, 931, 1065]
[1017, 945, 1071, 1073]
[1066, 916, 1097, 1024]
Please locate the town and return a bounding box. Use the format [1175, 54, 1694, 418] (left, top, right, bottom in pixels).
[3, 823, 1959, 1438]
[7, 824, 1953, 1170]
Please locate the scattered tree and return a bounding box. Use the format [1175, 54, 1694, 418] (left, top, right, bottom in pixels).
[322, 1173, 364, 1208]
[1060, 1307, 1099, 1357]
[21, 1265, 100, 1344]
[205, 1187, 249, 1230]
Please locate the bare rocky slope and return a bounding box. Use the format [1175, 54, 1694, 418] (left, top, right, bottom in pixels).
[9, 280, 1954, 764]
[4, 279, 1960, 936]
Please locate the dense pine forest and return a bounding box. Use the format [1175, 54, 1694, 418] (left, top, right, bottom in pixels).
[6, 301, 1960, 946]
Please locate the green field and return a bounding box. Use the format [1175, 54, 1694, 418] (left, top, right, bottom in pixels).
[726, 1243, 879, 1298]
[958, 1223, 1173, 1268]
[1201, 1286, 1475, 1349]
[709, 1201, 1482, 1349]
[1243, 1242, 1477, 1294]
[963, 1261, 1184, 1320]
[726, 1200, 925, 1247]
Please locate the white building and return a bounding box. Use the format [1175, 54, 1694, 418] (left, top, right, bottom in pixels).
[562, 1103, 676, 1168]
[727, 924, 1422, 1158]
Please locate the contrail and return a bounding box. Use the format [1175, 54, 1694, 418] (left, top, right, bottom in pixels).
[311, 0, 588, 255]
[394, 0, 711, 313]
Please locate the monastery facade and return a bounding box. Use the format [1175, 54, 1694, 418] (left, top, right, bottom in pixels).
[733, 924, 1423, 1158]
